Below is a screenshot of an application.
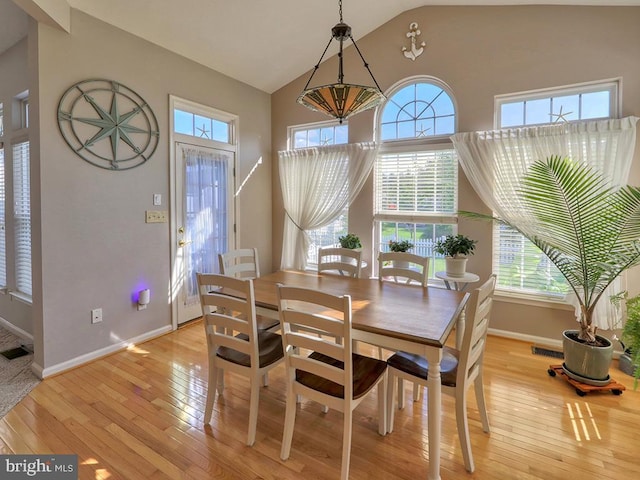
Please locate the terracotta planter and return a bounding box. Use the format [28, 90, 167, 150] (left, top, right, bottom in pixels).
[445, 257, 467, 277]
[562, 330, 613, 386]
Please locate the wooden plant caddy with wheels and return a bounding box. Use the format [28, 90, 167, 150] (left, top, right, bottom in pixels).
[547, 364, 626, 397]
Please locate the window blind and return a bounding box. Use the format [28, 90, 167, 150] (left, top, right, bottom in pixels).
[13, 141, 31, 297]
[375, 149, 457, 217]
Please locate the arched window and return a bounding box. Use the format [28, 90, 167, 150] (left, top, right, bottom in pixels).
[374, 78, 458, 281]
[380, 80, 456, 141]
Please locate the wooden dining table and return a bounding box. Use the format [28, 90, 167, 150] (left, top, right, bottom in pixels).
[251, 270, 469, 480]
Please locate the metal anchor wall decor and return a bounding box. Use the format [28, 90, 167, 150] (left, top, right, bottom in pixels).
[402, 22, 426, 61]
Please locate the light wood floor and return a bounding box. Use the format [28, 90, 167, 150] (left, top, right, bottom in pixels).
[1, 321, 639, 480]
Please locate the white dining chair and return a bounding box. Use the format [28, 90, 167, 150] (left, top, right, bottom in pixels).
[386, 274, 496, 473]
[317, 247, 363, 278]
[196, 273, 284, 447]
[218, 247, 260, 279]
[218, 248, 278, 332]
[377, 251, 430, 399]
[378, 251, 429, 286]
[277, 284, 387, 480]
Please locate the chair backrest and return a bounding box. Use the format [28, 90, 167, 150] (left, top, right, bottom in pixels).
[277, 284, 354, 400]
[218, 248, 260, 279]
[196, 273, 260, 367]
[378, 251, 429, 286]
[457, 274, 496, 386]
[317, 247, 362, 278]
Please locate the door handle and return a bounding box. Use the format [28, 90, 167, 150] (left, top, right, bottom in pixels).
[178, 239, 192, 247]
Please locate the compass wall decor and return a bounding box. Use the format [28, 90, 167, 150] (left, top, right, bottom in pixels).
[57, 79, 159, 170]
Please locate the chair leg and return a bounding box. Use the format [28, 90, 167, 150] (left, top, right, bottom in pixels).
[397, 377, 405, 410]
[474, 373, 490, 433]
[455, 387, 474, 473]
[204, 365, 219, 424]
[377, 371, 387, 436]
[262, 373, 269, 387]
[412, 382, 421, 402]
[280, 386, 297, 461]
[340, 408, 353, 480]
[386, 369, 396, 434]
[247, 375, 260, 446]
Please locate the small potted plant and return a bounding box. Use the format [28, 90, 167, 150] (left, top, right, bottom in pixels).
[434, 234, 477, 277]
[338, 233, 361, 249]
[388, 239, 414, 268]
[388, 239, 413, 252]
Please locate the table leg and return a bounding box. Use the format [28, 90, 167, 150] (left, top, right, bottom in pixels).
[425, 347, 443, 480]
[443, 280, 452, 290]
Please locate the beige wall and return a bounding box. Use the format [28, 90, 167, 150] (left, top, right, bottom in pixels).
[29, 9, 271, 371]
[271, 5, 640, 344]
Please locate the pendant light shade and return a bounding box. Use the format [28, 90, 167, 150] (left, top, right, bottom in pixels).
[297, 0, 385, 123]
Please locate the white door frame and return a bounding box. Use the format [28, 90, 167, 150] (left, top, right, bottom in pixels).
[169, 95, 238, 329]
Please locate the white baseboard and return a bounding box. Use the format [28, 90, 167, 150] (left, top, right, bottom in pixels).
[32, 325, 173, 379]
[488, 327, 563, 350]
[0, 316, 34, 344]
[488, 328, 624, 358]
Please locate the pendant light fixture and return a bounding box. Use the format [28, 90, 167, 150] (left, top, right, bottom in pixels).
[297, 0, 385, 123]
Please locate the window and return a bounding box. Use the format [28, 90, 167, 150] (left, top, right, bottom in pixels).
[0, 102, 4, 137]
[13, 141, 30, 297]
[375, 78, 458, 278]
[291, 121, 348, 149]
[174, 108, 233, 144]
[493, 79, 619, 298]
[288, 121, 349, 266]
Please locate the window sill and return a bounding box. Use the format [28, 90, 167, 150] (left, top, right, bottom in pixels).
[9, 290, 32, 305]
[495, 290, 572, 311]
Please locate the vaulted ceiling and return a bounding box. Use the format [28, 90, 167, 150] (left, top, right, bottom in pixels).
[2, 0, 640, 93]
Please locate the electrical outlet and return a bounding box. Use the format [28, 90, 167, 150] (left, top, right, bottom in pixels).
[145, 210, 168, 223]
[91, 308, 103, 324]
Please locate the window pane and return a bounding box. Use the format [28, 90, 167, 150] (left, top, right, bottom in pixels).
[381, 81, 455, 141]
[494, 224, 568, 296]
[525, 98, 551, 125]
[335, 125, 348, 144]
[378, 221, 455, 279]
[307, 210, 348, 265]
[174, 109, 194, 136]
[581, 91, 610, 119]
[376, 150, 458, 215]
[494, 81, 617, 297]
[501, 102, 524, 127]
[194, 115, 212, 138]
[212, 119, 230, 143]
[13, 141, 31, 296]
[552, 95, 579, 122]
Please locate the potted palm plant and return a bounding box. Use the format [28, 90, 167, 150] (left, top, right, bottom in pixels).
[434, 234, 477, 277]
[462, 156, 640, 385]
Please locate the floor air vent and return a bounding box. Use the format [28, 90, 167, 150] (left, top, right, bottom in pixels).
[0, 346, 30, 360]
[531, 345, 564, 359]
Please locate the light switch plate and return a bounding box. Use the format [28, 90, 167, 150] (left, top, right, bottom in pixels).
[153, 193, 162, 206]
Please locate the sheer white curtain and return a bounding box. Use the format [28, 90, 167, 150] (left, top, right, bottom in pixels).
[182, 146, 229, 305]
[279, 142, 378, 270]
[451, 116, 639, 329]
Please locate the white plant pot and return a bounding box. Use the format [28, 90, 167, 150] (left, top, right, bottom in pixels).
[445, 257, 467, 277]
